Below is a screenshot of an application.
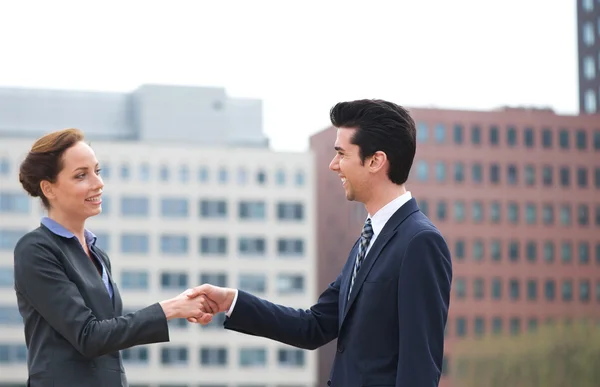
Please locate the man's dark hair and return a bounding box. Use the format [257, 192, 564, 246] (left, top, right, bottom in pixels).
[329, 99, 416, 185]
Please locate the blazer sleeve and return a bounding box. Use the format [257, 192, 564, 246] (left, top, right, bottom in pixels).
[13, 238, 170, 358]
[396, 230, 452, 387]
[223, 273, 342, 350]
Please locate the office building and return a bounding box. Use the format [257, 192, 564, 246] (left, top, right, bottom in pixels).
[0, 85, 317, 387]
[310, 106, 600, 387]
[578, 0, 600, 113]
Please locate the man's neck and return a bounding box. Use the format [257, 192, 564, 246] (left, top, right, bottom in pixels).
[364, 184, 407, 216]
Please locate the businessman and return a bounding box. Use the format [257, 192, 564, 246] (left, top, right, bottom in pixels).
[188, 99, 452, 387]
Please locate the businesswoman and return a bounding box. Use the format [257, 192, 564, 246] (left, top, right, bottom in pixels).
[14, 128, 214, 386]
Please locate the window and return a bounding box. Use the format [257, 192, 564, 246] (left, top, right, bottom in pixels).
[580, 280, 590, 302]
[509, 279, 519, 300]
[560, 204, 571, 226]
[473, 278, 484, 299]
[582, 0, 593, 12]
[0, 158, 9, 176]
[453, 124, 463, 144]
[509, 241, 519, 261]
[559, 129, 569, 149]
[122, 347, 149, 364]
[239, 201, 266, 220]
[508, 202, 519, 224]
[524, 128, 534, 147]
[490, 240, 501, 261]
[161, 198, 189, 218]
[454, 201, 465, 222]
[578, 204, 589, 226]
[454, 278, 466, 298]
[238, 237, 266, 256]
[160, 272, 188, 289]
[437, 201, 447, 220]
[542, 128, 552, 148]
[161, 346, 188, 365]
[507, 165, 518, 185]
[218, 167, 228, 183]
[471, 163, 482, 183]
[295, 170, 305, 186]
[527, 280, 537, 301]
[490, 164, 500, 183]
[559, 166, 570, 187]
[542, 166, 553, 186]
[510, 318, 521, 335]
[525, 203, 536, 224]
[277, 274, 304, 294]
[454, 240, 465, 260]
[474, 317, 485, 336]
[471, 125, 481, 145]
[120, 233, 150, 254]
[594, 130, 600, 151]
[454, 162, 464, 182]
[507, 126, 517, 146]
[435, 161, 446, 182]
[491, 278, 501, 299]
[277, 238, 304, 257]
[275, 169, 285, 185]
[577, 167, 588, 188]
[473, 240, 484, 261]
[256, 169, 267, 185]
[239, 274, 267, 293]
[237, 168, 248, 185]
[159, 165, 170, 181]
[584, 56, 596, 80]
[120, 164, 130, 180]
[0, 344, 27, 364]
[0, 266, 13, 287]
[416, 160, 428, 181]
[542, 204, 554, 225]
[435, 124, 446, 143]
[200, 273, 227, 287]
[561, 242, 573, 263]
[416, 122, 428, 143]
[526, 241, 537, 262]
[278, 348, 305, 367]
[562, 280, 573, 301]
[596, 167, 600, 188]
[197, 166, 209, 182]
[490, 201, 501, 223]
[472, 201, 483, 223]
[121, 196, 150, 217]
[239, 348, 267, 367]
[544, 241, 555, 263]
[0, 192, 30, 214]
[200, 347, 227, 366]
[277, 202, 304, 221]
[456, 317, 467, 337]
[199, 199, 227, 218]
[576, 130, 587, 150]
[489, 125, 499, 145]
[419, 199, 429, 217]
[492, 317, 502, 335]
[579, 242, 590, 264]
[120, 271, 149, 290]
[596, 205, 600, 226]
[545, 280, 555, 301]
[178, 165, 189, 182]
[160, 234, 188, 255]
[583, 21, 595, 46]
[199, 236, 227, 255]
[524, 165, 535, 186]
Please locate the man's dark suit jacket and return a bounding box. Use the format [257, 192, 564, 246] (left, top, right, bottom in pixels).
[13, 223, 170, 387]
[224, 198, 452, 387]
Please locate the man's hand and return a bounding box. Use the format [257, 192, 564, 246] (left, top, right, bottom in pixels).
[185, 284, 236, 324]
[159, 289, 219, 324]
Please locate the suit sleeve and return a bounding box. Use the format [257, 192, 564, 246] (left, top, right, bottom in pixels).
[223, 273, 342, 350]
[13, 239, 170, 358]
[396, 230, 452, 387]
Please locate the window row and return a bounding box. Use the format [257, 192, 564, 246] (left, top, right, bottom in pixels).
[0, 269, 305, 294]
[0, 343, 306, 368]
[0, 192, 306, 222]
[419, 199, 600, 227]
[412, 161, 600, 188]
[448, 316, 589, 339]
[453, 277, 600, 303]
[416, 121, 600, 150]
[448, 239, 600, 264]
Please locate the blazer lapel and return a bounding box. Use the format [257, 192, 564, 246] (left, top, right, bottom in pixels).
[339, 240, 360, 322]
[342, 230, 396, 322]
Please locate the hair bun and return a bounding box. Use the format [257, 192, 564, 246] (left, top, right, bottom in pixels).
[18, 171, 41, 198]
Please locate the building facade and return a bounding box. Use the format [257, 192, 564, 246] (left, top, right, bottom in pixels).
[0, 104, 317, 386]
[578, 0, 600, 114]
[311, 106, 600, 386]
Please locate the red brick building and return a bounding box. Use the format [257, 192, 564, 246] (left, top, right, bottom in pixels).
[310, 106, 600, 386]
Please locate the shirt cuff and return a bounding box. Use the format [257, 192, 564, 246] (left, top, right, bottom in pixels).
[225, 289, 239, 317]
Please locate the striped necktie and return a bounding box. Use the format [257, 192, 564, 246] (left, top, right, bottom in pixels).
[348, 218, 374, 299]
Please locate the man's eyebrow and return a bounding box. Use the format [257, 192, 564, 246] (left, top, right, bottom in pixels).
[334, 146, 345, 152]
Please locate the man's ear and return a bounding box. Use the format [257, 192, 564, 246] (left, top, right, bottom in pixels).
[368, 151, 387, 173]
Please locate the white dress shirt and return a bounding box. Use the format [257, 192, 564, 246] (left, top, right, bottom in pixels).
[225, 191, 413, 317]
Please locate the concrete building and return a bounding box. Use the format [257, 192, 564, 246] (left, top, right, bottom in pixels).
[310, 106, 600, 387]
[0, 85, 317, 387]
[578, 0, 600, 114]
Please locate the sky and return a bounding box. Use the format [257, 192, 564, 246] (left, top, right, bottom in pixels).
[0, 0, 579, 152]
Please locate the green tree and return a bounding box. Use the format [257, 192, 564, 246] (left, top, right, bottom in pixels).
[451, 320, 600, 387]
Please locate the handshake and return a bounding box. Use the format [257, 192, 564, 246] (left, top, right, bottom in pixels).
[159, 284, 236, 325]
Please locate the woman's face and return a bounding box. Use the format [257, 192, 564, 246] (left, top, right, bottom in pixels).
[44, 141, 104, 220]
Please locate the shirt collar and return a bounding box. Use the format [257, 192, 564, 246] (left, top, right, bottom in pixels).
[368, 191, 412, 236]
[41, 217, 97, 246]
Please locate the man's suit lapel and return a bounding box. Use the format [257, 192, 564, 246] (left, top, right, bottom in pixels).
[341, 198, 420, 324]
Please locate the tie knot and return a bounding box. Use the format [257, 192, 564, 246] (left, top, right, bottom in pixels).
[361, 218, 374, 239]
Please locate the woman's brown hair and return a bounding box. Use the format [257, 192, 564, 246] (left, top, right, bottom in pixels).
[19, 128, 85, 209]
